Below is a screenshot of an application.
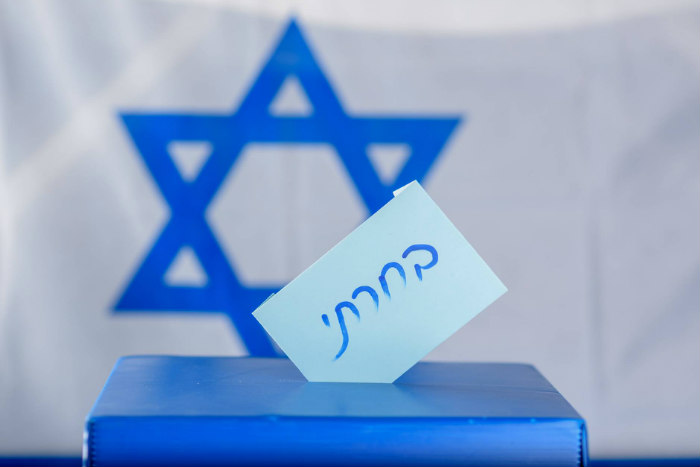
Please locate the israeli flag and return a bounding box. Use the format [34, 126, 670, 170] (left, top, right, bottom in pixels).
[0, 0, 698, 460]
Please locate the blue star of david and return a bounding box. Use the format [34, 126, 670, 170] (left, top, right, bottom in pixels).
[114, 19, 462, 356]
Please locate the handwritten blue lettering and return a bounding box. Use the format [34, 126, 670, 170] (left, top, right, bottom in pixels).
[322, 243, 439, 360]
[352, 285, 379, 310]
[402, 244, 438, 281]
[378, 262, 406, 300]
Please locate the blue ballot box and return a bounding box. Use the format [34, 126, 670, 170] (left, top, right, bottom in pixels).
[84, 357, 588, 467]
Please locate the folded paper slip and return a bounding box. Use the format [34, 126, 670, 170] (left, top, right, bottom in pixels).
[253, 181, 507, 383]
[84, 356, 588, 467]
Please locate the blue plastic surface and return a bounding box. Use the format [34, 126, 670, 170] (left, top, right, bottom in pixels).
[85, 357, 588, 467]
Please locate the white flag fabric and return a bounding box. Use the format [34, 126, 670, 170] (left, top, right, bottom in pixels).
[0, 0, 698, 459]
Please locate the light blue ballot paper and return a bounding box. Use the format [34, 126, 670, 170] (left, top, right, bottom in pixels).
[253, 181, 507, 383]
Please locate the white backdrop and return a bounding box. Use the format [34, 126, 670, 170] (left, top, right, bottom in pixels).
[1, 0, 698, 458]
